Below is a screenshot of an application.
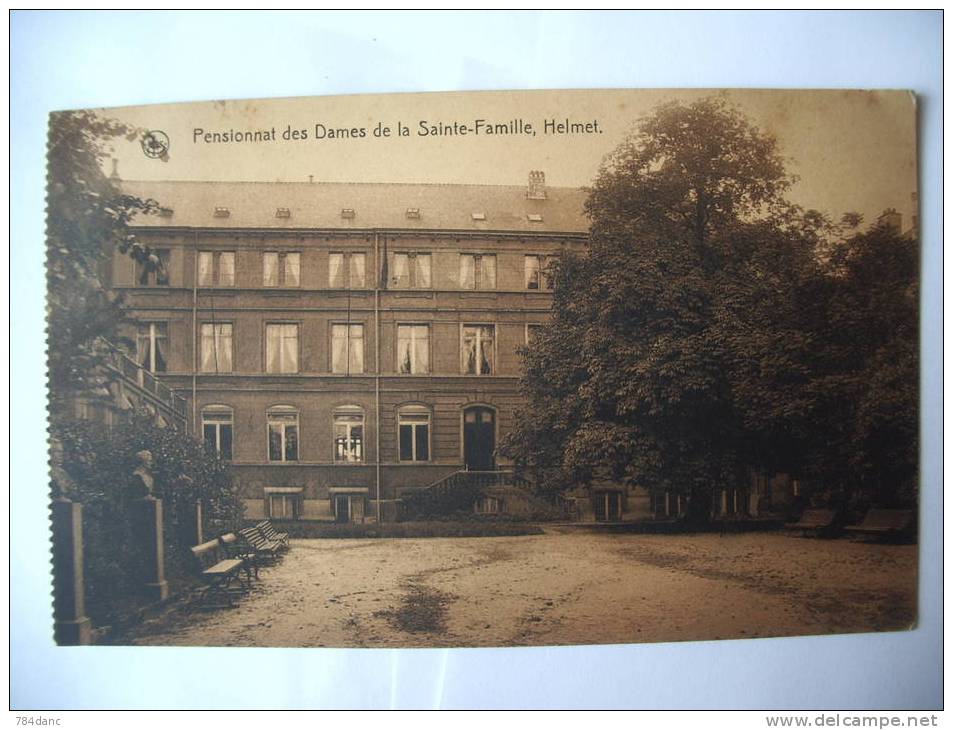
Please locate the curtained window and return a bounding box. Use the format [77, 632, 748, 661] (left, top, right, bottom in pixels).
[265, 323, 298, 373]
[263, 251, 300, 287]
[331, 324, 364, 374]
[200, 323, 233, 373]
[460, 254, 496, 290]
[393, 253, 431, 288]
[462, 325, 494, 375]
[136, 322, 168, 373]
[397, 324, 430, 374]
[329, 252, 366, 288]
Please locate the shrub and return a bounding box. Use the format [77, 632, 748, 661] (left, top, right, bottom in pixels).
[53, 411, 244, 625]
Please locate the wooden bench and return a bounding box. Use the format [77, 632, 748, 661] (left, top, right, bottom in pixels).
[785, 508, 838, 537]
[845, 508, 915, 540]
[190, 538, 249, 607]
[219, 532, 261, 582]
[239, 526, 282, 564]
[257, 520, 290, 550]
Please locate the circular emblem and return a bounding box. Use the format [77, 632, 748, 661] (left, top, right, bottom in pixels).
[141, 130, 170, 159]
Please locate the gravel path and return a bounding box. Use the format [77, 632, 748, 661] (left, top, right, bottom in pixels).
[122, 531, 917, 648]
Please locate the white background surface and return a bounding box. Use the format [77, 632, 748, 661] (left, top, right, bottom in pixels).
[9, 10, 943, 710]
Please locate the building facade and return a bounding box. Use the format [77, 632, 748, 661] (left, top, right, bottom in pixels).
[113, 173, 588, 522]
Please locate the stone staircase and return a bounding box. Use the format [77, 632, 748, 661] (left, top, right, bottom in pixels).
[398, 469, 554, 521]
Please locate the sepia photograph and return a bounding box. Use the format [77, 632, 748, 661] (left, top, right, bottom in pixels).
[45, 87, 921, 651]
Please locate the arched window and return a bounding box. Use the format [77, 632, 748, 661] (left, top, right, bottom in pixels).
[333, 405, 364, 463]
[267, 406, 299, 462]
[398, 405, 431, 462]
[202, 405, 234, 459]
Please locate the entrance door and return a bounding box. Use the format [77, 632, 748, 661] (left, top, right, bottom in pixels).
[463, 406, 495, 470]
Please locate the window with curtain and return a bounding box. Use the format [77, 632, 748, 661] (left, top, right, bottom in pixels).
[263, 251, 300, 287]
[462, 325, 494, 375]
[198, 251, 235, 286]
[331, 324, 364, 374]
[397, 324, 430, 374]
[392, 253, 432, 288]
[333, 406, 365, 462]
[267, 407, 299, 462]
[460, 254, 496, 290]
[202, 405, 233, 459]
[524, 254, 555, 290]
[398, 406, 430, 462]
[136, 322, 168, 373]
[200, 323, 233, 373]
[329, 252, 366, 288]
[265, 323, 298, 373]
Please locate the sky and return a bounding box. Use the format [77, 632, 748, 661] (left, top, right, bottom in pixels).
[97, 88, 918, 228]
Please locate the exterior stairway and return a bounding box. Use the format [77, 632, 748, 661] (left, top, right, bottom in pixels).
[398, 469, 552, 521]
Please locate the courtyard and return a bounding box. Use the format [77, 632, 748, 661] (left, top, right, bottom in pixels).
[121, 529, 917, 648]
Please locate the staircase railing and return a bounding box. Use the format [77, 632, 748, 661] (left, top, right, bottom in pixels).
[399, 468, 530, 519]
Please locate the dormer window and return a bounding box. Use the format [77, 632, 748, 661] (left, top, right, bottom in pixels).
[527, 214, 543, 222]
[214, 207, 230, 218]
[341, 208, 356, 219]
[275, 207, 291, 218]
[471, 212, 486, 221]
[405, 208, 420, 219]
[157, 207, 174, 218]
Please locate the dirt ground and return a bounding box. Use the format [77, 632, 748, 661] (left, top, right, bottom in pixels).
[121, 529, 918, 648]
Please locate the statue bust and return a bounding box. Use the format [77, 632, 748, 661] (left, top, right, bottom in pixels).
[130, 449, 156, 500]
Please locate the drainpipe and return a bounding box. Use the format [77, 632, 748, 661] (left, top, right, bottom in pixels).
[374, 231, 382, 524]
[191, 229, 198, 435]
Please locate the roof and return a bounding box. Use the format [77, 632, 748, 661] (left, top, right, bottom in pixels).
[121, 179, 590, 234]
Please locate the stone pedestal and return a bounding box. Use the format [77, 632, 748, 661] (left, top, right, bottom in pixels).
[194, 501, 204, 545]
[52, 498, 92, 645]
[130, 497, 169, 601]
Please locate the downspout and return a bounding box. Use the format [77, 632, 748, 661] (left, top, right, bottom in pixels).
[374, 231, 382, 524]
[191, 229, 198, 436]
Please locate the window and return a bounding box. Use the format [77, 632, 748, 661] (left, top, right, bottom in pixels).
[136, 249, 170, 286]
[267, 407, 299, 462]
[462, 325, 495, 375]
[331, 324, 364, 374]
[524, 254, 555, 290]
[265, 323, 298, 373]
[526, 323, 543, 346]
[333, 406, 365, 463]
[202, 405, 233, 459]
[136, 322, 168, 373]
[392, 253, 431, 288]
[329, 252, 366, 288]
[266, 489, 302, 519]
[263, 251, 300, 287]
[200, 323, 233, 373]
[198, 251, 235, 287]
[460, 254, 496, 290]
[397, 324, 430, 374]
[398, 406, 431, 462]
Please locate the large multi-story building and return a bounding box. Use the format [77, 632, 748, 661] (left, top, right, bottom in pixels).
[112, 172, 588, 522]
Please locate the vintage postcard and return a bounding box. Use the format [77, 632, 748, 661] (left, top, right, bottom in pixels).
[47, 88, 919, 648]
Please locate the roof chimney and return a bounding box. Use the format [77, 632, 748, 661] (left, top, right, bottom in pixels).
[878, 208, 902, 234]
[110, 158, 120, 181]
[527, 170, 546, 200]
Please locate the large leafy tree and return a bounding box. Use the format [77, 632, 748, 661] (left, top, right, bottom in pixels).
[46, 110, 160, 417]
[503, 96, 918, 516]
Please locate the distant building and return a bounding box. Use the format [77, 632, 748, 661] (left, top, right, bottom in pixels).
[112, 173, 589, 522]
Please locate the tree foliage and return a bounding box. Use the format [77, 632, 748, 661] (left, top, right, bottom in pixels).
[55, 412, 245, 625]
[502, 97, 918, 514]
[46, 110, 160, 415]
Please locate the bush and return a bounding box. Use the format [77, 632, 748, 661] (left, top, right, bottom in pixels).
[53, 411, 244, 625]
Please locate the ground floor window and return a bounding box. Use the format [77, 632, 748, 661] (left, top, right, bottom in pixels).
[268, 406, 299, 462]
[398, 405, 430, 462]
[202, 405, 233, 459]
[593, 491, 622, 521]
[332, 493, 366, 523]
[267, 491, 302, 520]
[333, 406, 364, 462]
